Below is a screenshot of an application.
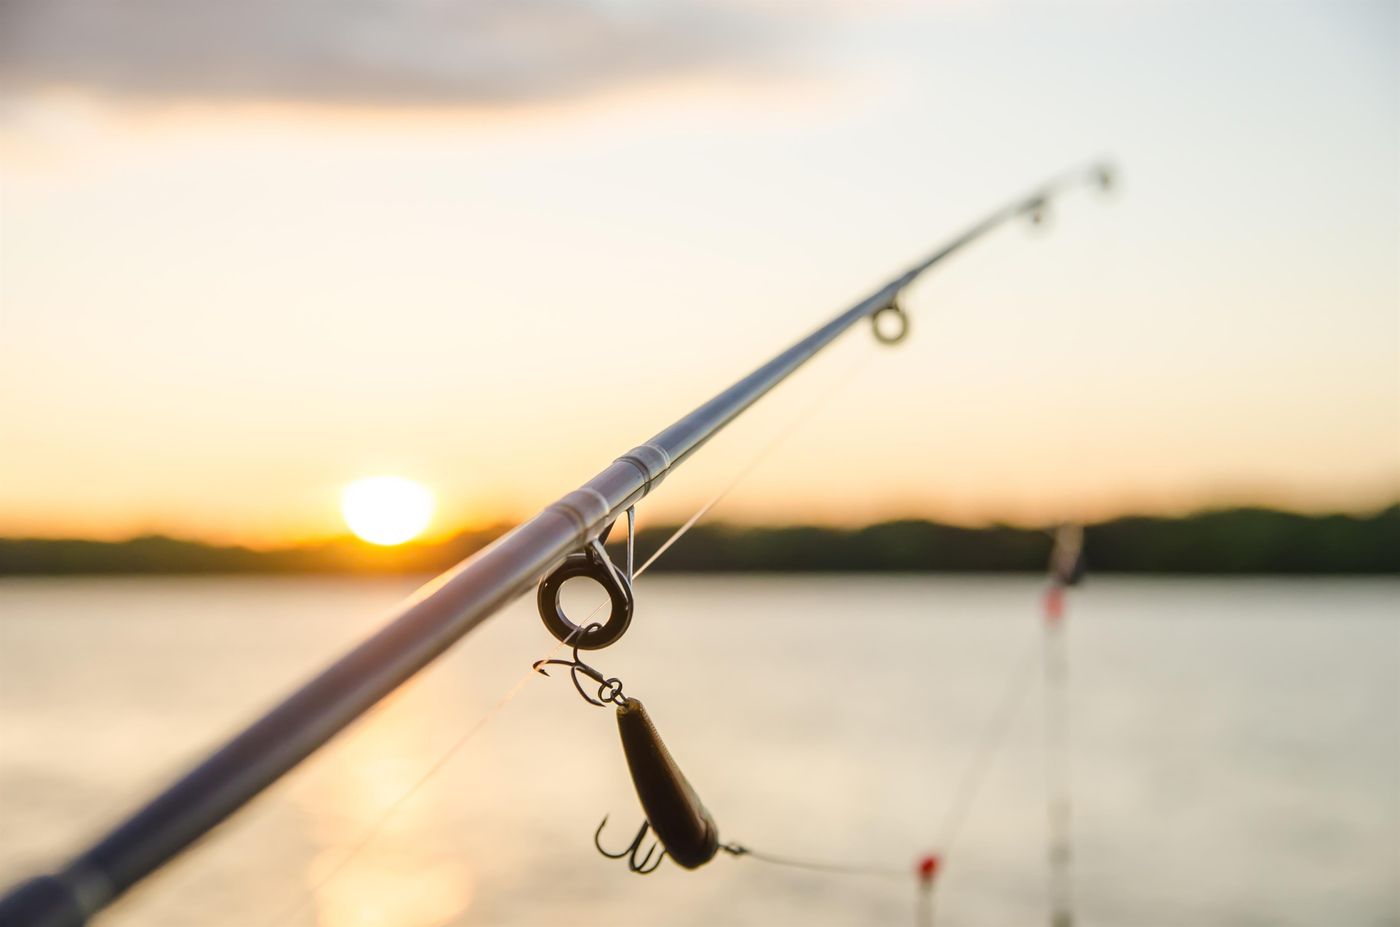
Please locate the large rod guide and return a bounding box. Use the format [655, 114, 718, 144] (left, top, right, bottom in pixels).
[0, 163, 1113, 927]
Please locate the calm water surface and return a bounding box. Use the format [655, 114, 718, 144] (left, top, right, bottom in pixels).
[1, 576, 1396, 927]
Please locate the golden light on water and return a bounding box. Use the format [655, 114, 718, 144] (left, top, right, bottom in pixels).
[303, 690, 473, 927]
[341, 477, 435, 546]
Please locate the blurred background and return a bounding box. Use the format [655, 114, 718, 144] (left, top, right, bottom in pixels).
[0, 1, 1396, 925]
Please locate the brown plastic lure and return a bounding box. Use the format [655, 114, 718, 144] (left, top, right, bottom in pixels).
[534, 637, 723, 874]
[603, 696, 720, 871]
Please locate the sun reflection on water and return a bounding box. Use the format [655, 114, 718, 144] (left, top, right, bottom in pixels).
[309, 852, 471, 927]
[298, 691, 474, 927]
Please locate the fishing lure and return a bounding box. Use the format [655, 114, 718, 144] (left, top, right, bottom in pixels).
[534, 628, 723, 874]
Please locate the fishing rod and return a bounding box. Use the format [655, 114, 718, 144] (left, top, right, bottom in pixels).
[0, 161, 1114, 927]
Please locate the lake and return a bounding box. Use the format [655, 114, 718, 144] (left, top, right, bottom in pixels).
[1, 576, 1396, 926]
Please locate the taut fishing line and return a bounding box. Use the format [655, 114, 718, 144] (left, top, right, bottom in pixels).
[933, 633, 1043, 856]
[702, 592, 1051, 898]
[720, 845, 907, 879]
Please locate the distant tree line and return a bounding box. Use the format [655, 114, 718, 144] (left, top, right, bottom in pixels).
[624, 506, 1399, 574]
[1, 506, 1396, 576]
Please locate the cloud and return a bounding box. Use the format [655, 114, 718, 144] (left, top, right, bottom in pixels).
[0, 0, 792, 107]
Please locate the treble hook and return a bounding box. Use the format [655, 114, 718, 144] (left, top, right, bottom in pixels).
[594, 815, 666, 874]
[532, 622, 628, 708]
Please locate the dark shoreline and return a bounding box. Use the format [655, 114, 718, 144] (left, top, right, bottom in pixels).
[2, 506, 1396, 576]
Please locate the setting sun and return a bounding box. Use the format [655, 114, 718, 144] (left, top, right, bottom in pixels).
[341, 476, 435, 546]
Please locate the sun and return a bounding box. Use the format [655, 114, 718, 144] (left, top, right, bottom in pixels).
[341, 476, 435, 546]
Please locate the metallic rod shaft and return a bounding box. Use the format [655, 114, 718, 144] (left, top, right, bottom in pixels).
[0, 163, 1110, 927]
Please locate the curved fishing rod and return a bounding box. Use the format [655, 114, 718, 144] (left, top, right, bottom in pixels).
[0, 161, 1113, 927]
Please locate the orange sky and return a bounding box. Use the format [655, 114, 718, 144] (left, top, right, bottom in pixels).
[1, 2, 1396, 545]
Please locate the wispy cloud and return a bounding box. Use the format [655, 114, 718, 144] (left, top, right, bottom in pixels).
[0, 0, 798, 107]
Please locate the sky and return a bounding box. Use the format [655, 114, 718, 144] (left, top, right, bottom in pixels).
[1, 0, 1396, 545]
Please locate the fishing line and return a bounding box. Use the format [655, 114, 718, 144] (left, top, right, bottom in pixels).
[635, 349, 876, 577]
[721, 556, 1075, 927]
[717, 600, 1044, 896]
[933, 630, 1043, 855]
[269, 629, 581, 926]
[721, 844, 907, 880]
[276, 348, 877, 924]
[918, 535, 1083, 927]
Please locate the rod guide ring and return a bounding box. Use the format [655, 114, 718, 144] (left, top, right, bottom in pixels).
[870, 301, 909, 345]
[537, 525, 633, 650]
